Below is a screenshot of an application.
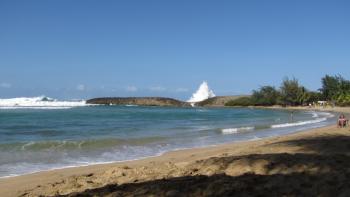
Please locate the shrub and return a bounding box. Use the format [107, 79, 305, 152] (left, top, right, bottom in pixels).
[279, 77, 311, 106]
[251, 86, 280, 106]
[320, 75, 350, 101]
[336, 94, 350, 106]
[225, 97, 254, 106]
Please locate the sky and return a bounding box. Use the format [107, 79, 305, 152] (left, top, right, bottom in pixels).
[0, 0, 349, 100]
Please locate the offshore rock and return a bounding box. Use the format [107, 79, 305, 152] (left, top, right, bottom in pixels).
[86, 97, 190, 107]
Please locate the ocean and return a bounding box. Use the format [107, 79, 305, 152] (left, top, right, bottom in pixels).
[0, 97, 335, 178]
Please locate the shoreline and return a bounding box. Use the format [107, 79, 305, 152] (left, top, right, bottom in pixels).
[260, 105, 350, 113]
[0, 125, 322, 181]
[0, 106, 336, 180]
[0, 107, 349, 196]
[0, 107, 336, 180]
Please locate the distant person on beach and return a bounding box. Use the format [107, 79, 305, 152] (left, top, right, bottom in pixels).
[337, 114, 348, 128]
[290, 111, 294, 122]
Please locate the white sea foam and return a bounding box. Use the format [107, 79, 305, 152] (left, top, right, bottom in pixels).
[271, 118, 327, 128]
[307, 111, 335, 118]
[21, 141, 35, 151]
[311, 112, 319, 118]
[249, 136, 262, 141]
[0, 96, 89, 109]
[125, 104, 138, 107]
[222, 127, 255, 134]
[316, 112, 335, 118]
[220, 111, 335, 136]
[188, 81, 215, 103]
[271, 111, 335, 129]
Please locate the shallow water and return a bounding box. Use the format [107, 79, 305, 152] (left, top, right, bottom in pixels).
[0, 106, 335, 178]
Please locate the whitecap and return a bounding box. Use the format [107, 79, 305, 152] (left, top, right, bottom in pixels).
[0, 96, 90, 109]
[271, 118, 327, 128]
[222, 127, 255, 134]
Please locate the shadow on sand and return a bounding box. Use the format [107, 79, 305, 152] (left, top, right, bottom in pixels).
[57, 135, 350, 197]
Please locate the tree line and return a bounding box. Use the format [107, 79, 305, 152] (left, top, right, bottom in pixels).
[225, 75, 350, 107]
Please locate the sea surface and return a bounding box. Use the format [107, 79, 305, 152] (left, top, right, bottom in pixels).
[0, 97, 336, 178]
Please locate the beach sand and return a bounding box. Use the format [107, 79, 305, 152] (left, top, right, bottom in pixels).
[1, 107, 350, 197]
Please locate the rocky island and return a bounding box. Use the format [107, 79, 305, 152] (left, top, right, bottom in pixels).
[86, 97, 191, 107]
[196, 96, 247, 107]
[86, 96, 244, 107]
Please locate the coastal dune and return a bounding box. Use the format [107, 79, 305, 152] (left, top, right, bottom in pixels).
[1, 107, 350, 197]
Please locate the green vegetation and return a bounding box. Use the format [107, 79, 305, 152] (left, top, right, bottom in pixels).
[320, 75, 350, 106]
[252, 86, 280, 106]
[336, 94, 350, 106]
[225, 97, 254, 106]
[225, 75, 350, 107]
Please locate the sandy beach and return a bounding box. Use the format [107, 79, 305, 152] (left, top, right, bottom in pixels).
[1, 107, 349, 197]
[2, 0, 350, 196]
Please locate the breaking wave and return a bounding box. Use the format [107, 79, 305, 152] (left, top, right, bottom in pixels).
[222, 127, 255, 134]
[222, 111, 335, 134]
[0, 96, 89, 109]
[188, 81, 215, 103]
[271, 112, 334, 128]
[0, 137, 167, 152]
[271, 118, 327, 128]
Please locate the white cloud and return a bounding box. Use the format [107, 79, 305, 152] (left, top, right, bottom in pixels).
[126, 86, 138, 92]
[175, 88, 189, 92]
[76, 84, 86, 91]
[0, 82, 12, 88]
[149, 86, 166, 92]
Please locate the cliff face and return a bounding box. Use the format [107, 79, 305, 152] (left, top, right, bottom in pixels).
[86, 97, 190, 107]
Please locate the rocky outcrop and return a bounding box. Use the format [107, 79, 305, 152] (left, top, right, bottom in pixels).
[196, 96, 248, 107]
[86, 97, 190, 107]
[86, 96, 247, 107]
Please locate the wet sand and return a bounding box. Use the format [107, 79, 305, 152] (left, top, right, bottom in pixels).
[1, 107, 350, 197]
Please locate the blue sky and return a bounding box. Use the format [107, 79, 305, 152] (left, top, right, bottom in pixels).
[0, 0, 349, 100]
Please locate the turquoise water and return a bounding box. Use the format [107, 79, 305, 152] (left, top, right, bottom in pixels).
[0, 106, 335, 178]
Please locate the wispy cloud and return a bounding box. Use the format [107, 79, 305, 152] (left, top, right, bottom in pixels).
[149, 86, 166, 92]
[0, 82, 12, 88]
[175, 88, 189, 92]
[125, 86, 138, 92]
[76, 84, 86, 91]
